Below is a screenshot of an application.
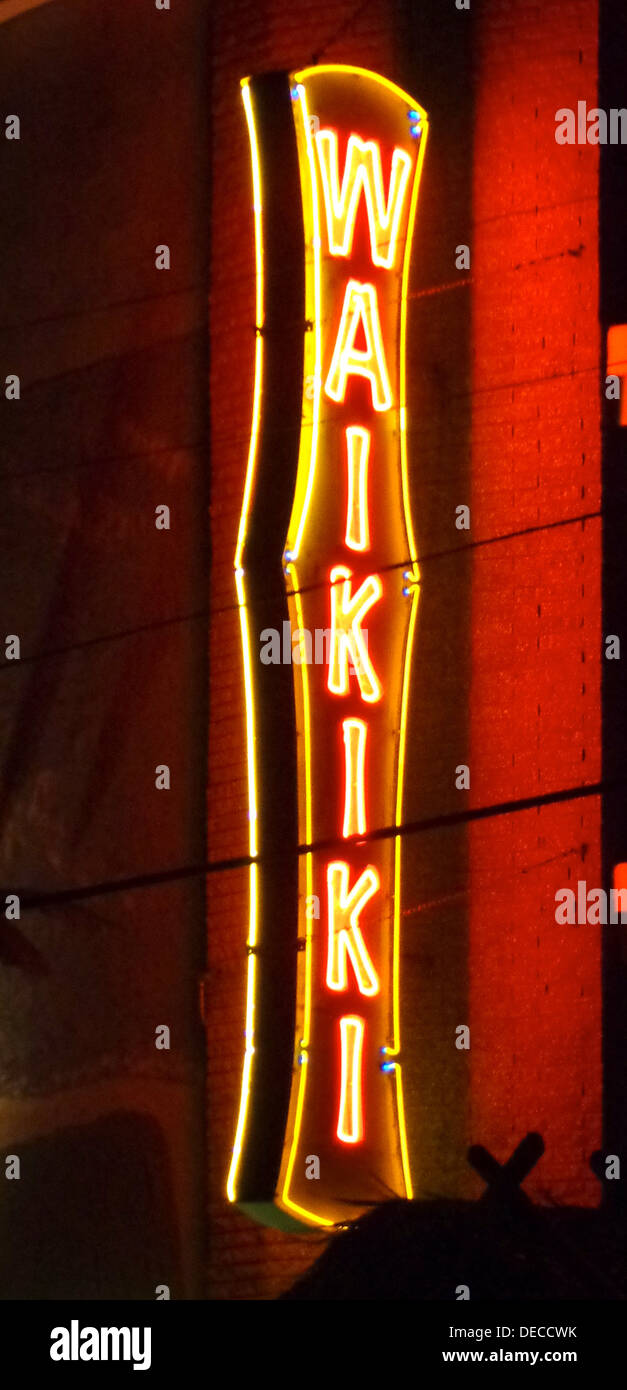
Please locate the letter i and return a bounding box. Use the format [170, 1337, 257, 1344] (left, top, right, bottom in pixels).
[337, 1016, 365, 1143]
[342, 718, 367, 835]
[345, 427, 371, 551]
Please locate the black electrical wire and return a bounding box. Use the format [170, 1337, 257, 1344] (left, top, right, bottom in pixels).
[5, 773, 616, 915]
[0, 506, 602, 675]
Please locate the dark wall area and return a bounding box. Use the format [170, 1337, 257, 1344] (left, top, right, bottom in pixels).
[0, 0, 209, 1298]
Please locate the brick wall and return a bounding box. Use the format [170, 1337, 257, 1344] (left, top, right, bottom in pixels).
[468, 0, 601, 1204]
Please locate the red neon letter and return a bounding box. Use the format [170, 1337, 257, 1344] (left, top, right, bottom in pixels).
[345, 427, 370, 552]
[325, 280, 392, 412]
[342, 718, 367, 837]
[315, 130, 412, 269]
[326, 861, 380, 997]
[328, 565, 382, 703]
[337, 1016, 365, 1144]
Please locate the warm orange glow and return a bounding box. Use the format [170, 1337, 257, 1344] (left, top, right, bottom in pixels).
[326, 862, 380, 997]
[607, 324, 627, 425]
[342, 717, 368, 836]
[325, 280, 393, 412]
[337, 1016, 365, 1143]
[315, 130, 412, 269]
[345, 427, 371, 551]
[328, 565, 383, 703]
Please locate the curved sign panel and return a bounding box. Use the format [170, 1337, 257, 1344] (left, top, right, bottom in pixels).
[228, 65, 428, 1229]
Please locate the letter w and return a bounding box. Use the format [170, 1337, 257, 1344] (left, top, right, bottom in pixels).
[315, 130, 412, 269]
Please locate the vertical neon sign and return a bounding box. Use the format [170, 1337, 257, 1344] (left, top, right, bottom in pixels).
[230, 66, 428, 1229]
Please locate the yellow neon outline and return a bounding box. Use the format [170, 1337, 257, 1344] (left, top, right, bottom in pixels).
[328, 565, 383, 703]
[226, 78, 264, 1206]
[325, 279, 393, 412]
[279, 66, 429, 1225]
[288, 84, 322, 562]
[398, 77, 427, 574]
[391, 581, 419, 1200]
[389, 89, 428, 1202]
[342, 717, 367, 836]
[276, 85, 327, 1225]
[279, 559, 337, 1227]
[326, 862, 380, 997]
[345, 427, 371, 552]
[295, 63, 430, 121]
[337, 1016, 366, 1144]
[235, 81, 264, 572]
[315, 130, 412, 269]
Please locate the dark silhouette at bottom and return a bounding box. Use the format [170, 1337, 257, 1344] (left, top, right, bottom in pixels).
[280, 1135, 627, 1299]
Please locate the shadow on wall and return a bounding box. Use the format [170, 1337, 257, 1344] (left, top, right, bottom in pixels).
[0, 1113, 182, 1299]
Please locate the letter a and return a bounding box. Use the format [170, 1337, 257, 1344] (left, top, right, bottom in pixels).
[555, 108, 576, 145]
[50, 1329, 70, 1362]
[325, 281, 392, 411]
[555, 888, 575, 925]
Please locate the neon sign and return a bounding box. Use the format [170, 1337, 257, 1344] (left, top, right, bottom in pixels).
[228, 65, 428, 1228]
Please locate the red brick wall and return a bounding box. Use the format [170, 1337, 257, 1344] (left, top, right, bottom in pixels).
[469, 0, 601, 1203]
